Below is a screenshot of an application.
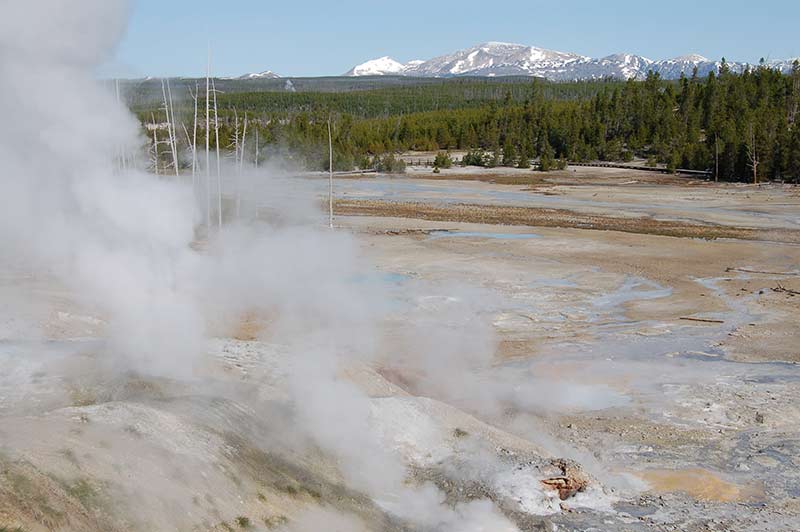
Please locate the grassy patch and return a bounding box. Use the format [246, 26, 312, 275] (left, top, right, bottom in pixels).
[263, 515, 288, 529]
[64, 478, 99, 510]
[123, 425, 142, 438]
[68, 387, 97, 407]
[59, 448, 80, 469]
[2, 465, 64, 523]
[220, 432, 413, 531]
[276, 484, 298, 496]
[120, 377, 166, 400]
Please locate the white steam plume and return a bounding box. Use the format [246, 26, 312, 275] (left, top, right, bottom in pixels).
[0, 0, 207, 375]
[0, 1, 524, 530]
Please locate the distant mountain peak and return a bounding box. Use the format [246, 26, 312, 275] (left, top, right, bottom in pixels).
[344, 56, 407, 76]
[237, 70, 280, 80]
[480, 41, 521, 47]
[602, 52, 653, 62]
[474, 41, 527, 51]
[669, 54, 710, 63]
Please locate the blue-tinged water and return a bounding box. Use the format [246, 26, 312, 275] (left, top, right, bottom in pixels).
[428, 231, 541, 240]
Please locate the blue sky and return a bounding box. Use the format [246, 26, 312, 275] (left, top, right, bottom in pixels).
[107, 0, 800, 78]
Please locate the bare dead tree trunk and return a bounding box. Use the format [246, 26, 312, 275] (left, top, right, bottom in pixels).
[161, 79, 179, 178]
[182, 122, 196, 188]
[189, 83, 198, 190]
[167, 78, 179, 177]
[790, 65, 800, 127]
[150, 114, 159, 176]
[212, 78, 222, 228]
[747, 124, 759, 185]
[231, 109, 240, 162]
[206, 47, 211, 231]
[240, 113, 248, 172]
[237, 113, 248, 218]
[115, 79, 127, 172]
[328, 117, 334, 229]
[714, 133, 719, 183]
[181, 123, 192, 153]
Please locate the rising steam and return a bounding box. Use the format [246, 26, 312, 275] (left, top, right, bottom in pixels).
[0, 1, 526, 530]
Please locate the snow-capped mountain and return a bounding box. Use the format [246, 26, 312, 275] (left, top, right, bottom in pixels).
[344, 56, 410, 76]
[237, 70, 280, 80]
[653, 54, 717, 79]
[575, 54, 654, 80]
[768, 58, 800, 74]
[345, 42, 798, 80]
[405, 42, 587, 78]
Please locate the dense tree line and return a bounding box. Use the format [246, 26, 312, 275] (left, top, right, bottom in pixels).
[140, 64, 800, 181]
[132, 77, 624, 119]
[208, 78, 627, 118]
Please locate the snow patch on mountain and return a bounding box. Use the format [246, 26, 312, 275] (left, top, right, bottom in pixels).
[237, 70, 280, 80]
[574, 53, 654, 80]
[344, 56, 407, 76]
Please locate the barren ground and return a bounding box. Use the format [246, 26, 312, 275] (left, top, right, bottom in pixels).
[331, 165, 800, 530]
[1, 165, 799, 531]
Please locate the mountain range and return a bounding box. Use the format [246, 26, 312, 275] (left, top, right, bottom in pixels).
[336, 42, 797, 81]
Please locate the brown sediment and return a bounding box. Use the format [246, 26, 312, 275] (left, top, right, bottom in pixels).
[541, 459, 590, 500]
[402, 166, 710, 186]
[639, 468, 763, 503]
[232, 312, 268, 341]
[496, 339, 542, 361]
[374, 366, 420, 394]
[335, 199, 800, 243]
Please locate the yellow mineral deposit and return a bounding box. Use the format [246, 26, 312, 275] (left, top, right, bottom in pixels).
[639, 468, 763, 503]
